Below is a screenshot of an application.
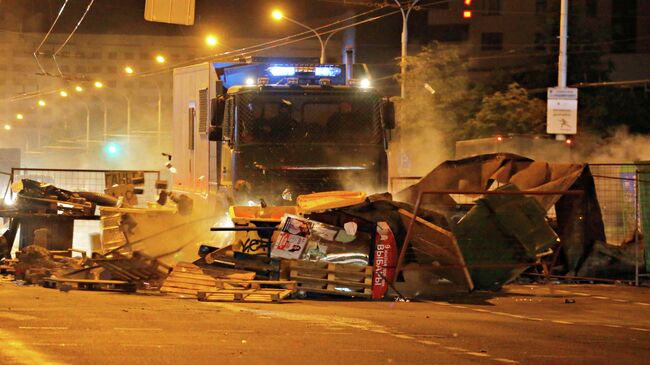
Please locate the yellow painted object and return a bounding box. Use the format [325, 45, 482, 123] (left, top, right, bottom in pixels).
[228, 206, 299, 256]
[296, 191, 366, 212]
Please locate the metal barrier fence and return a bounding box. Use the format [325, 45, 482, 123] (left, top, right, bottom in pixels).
[6, 168, 161, 256]
[9, 168, 161, 206]
[590, 163, 650, 282]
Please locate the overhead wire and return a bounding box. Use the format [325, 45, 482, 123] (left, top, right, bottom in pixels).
[53, 0, 96, 77]
[33, 0, 70, 76]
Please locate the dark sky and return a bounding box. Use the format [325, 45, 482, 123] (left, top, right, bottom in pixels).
[0, 0, 383, 38]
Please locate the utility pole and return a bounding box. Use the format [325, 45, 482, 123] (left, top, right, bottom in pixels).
[556, 0, 569, 141]
[394, 0, 420, 99]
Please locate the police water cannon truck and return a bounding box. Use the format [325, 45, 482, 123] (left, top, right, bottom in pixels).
[172, 59, 394, 204]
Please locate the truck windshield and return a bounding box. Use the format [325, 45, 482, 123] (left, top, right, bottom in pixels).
[237, 93, 383, 144]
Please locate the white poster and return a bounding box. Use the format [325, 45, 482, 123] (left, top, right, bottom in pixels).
[547, 99, 578, 135]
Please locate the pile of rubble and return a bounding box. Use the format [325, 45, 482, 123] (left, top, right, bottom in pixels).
[1, 184, 562, 303]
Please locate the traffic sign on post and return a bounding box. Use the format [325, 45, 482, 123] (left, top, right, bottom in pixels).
[547, 87, 578, 135]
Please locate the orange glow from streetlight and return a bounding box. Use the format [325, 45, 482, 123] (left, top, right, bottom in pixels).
[271, 10, 284, 21]
[59, 90, 68, 97]
[94, 81, 104, 89]
[75, 85, 83, 92]
[155, 55, 166, 64]
[4, 124, 11, 131]
[124, 66, 134, 75]
[16, 113, 24, 120]
[38, 100, 46, 107]
[205, 35, 218, 47]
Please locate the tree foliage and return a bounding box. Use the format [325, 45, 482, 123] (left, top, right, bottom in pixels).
[458, 83, 547, 140]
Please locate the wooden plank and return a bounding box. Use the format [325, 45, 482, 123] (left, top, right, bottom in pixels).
[41, 278, 136, 292]
[295, 287, 371, 299]
[398, 209, 474, 291]
[197, 288, 294, 303]
[290, 274, 371, 289]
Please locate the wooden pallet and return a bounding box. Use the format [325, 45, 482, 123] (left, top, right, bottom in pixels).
[41, 278, 137, 292]
[93, 251, 171, 284]
[288, 261, 373, 298]
[213, 279, 296, 291]
[197, 288, 294, 303]
[160, 262, 256, 297]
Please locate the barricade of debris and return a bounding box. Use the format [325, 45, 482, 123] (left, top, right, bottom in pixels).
[3, 153, 636, 303]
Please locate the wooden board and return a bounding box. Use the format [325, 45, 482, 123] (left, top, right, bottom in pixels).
[214, 279, 296, 291]
[197, 288, 294, 303]
[288, 261, 373, 298]
[160, 262, 256, 298]
[398, 209, 474, 291]
[41, 277, 136, 292]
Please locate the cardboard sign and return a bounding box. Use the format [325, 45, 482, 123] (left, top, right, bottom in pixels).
[372, 222, 397, 299]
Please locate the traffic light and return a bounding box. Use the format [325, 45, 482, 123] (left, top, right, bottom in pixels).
[463, 0, 473, 18]
[104, 142, 122, 158]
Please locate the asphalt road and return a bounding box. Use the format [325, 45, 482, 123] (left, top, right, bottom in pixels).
[1, 279, 649, 365]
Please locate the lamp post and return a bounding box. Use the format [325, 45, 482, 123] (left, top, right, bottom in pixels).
[93, 81, 108, 141]
[393, 0, 421, 99]
[79, 101, 91, 149]
[272, 10, 326, 64]
[154, 81, 162, 149]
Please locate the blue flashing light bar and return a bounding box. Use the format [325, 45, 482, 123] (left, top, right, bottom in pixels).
[218, 63, 348, 88]
[315, 66, 342, 77]
[268, 66, 296, 77]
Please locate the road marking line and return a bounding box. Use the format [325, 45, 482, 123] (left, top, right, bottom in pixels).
[336, 349, 385, 353]
[613, 299, 628, 303]
[593, 296, 610, 300]
[494, 358, 519, 364]
[634, 302, 650, 306]
[0, 312, 38, 321]
[452, 305, 467, 309]
[393, 334, 415, 340]
[603, 324, 622, 328]
[121, 344, 164, 348]
[473, 308, 489, 313]
[418, 340, 440, 346]
[0, 329, 70, 365]
[304, 332, 354, 335]
[207, 330, 255, 333]
[630, 327, 650, 332]
[18, 327, 68, 330]
[29, 343, 79, 347]
[114, 327, 162, 331]
[551, 320, 574, 325]
[573, 292, 591, 296]
[444, 346, 468, 352]
[527, 317, 544, 321]
[466, 352, 490, 357]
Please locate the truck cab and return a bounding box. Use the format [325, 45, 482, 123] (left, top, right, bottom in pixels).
[172, 61, 394, 204]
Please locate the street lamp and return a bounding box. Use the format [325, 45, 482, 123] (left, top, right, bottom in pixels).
[124, 66, 135, 75]
[272, 10, 326, 64]
[38, 100, 46, 107]
[3, 124, 11, 131]
[59, 90, 68, 97]
[205, 35, 218, 48]
[155, 55, 166, 64]
[75, 85, 83, 92]
[94, 81, 104, 89]
[393, 0, 421, 99]
[16, 113, 24, 120]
